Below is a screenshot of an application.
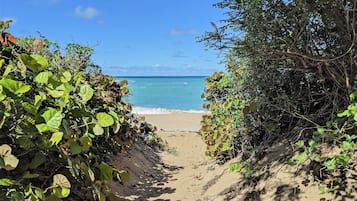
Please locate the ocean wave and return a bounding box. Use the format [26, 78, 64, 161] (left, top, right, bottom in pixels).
[132, 106, 208, 114]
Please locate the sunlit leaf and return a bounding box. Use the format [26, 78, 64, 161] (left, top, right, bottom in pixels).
[96, 112, 114, 127]
[0, 78, 31, 95]
[60, 71, 72, 83]
[18, 54, 48, 72]
[3, 154, 19, 170]
[50, 132, 64, 146]
[34, 71, 52, 85]
[53, 187, 70, 198]
[324, 158, 336, 170]
[0, 144, 12, 156]
[79, 84, 94, 103]
[0, 59, 4, 67]
[0, 178, 16, 186]
[295, 140, 304, 148]
[53, 174, 71, 188]
[41, 108, 62, 130]
[293, 152, 307, 164]
[93, 124, 104, 135]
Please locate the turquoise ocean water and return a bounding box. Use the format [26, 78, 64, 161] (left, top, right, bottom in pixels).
[115, 76, 207, 114]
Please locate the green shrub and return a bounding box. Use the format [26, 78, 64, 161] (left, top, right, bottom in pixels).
[0, 21, 159, 201]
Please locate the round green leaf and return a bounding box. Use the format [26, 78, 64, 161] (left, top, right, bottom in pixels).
[34, 71, 52, 85]
[3, 154, 19, 170]
[93, 124, 104, 135]
[53, 174, 71, 188]
[96, 112, 114, 127]
[0, 144, 12, 156]
[98, 164, 113, 181]
[53, 187, 70, 198]
[79, 84, 94, 103]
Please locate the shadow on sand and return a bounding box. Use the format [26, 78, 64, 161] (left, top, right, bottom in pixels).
[110, 143, 183, 201]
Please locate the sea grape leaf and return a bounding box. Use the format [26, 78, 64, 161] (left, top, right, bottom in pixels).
[79, 84, 94, 103]
[29, 152, 47, 169]
[96, 112, 114, 127]
[50, 132, 64, 146]
[18, 54, 48, 72]
[0, 178, 16, 186]
[79, 135, 92, 152]
[22, 102, 36, 115]
[69, 142, 82, 155]
[0, 144, 11, 156]
[93, 124, 104, 135]
[41, 108, 62, 130]
[295, 140, 305, 148]
[80, 162, 95, 182]
[293, 152, 307, 164]
[34, 188, 45, 200]
[47, 84, 67, 98]
[53, 174, 71, 188]
[22, 171, 40, 179]
[53, 187, 70, 198]
[0, 86, 6, 101]
[60, 71, 72, 83]
[36, 123, 57, 133]
[98, 164, 113, 181]
[3, 154, 19, 170]
[324, 158, 337, 170]
[0, 78, 31, 95]
[118, 171, 130, 183]
[108, 111, 119, 121]
[35, 71, 52, 85]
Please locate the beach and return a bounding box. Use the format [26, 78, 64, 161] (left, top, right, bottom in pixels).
[111, 112, 335, 201]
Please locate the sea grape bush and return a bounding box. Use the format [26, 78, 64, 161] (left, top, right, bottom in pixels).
[0, 21, 159, 201]
[199, 71, 251, 160]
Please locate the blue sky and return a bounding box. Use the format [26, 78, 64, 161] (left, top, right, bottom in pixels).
[1, 0, 226, 76]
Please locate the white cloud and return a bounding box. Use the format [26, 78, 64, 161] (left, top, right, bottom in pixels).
[75, 6, 99, 19]
[169, 28, 199, 36]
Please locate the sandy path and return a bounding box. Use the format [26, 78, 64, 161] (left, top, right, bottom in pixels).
[111, 113, 240, 201]
[144, 113, 240, 201]
[111, 113, 341, 201]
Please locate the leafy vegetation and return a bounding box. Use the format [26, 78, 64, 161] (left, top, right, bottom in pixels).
[0, 20, 160, 200]
[200, 0, 357, 197]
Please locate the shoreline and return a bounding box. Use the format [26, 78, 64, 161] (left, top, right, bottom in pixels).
[132, 106, 209, 115]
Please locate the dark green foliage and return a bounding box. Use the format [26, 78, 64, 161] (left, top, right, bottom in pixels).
[0, 22, 160, 200]
[200, 0, 357, 195]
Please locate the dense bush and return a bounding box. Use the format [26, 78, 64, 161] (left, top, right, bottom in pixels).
[200, 0, 356, 195]
[0, 21, 159, 201]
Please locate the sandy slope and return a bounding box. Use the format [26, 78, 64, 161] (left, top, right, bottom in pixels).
[111, 113, 355, 201]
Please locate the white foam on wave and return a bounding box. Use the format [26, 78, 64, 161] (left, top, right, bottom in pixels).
[132, 106, 208, 115]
